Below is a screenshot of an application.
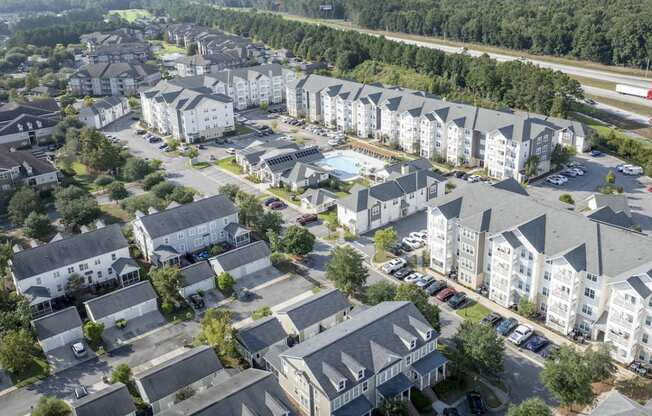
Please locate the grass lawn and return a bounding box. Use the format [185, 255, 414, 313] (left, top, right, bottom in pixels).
[161, 300, 195, 324]
[191, 162, 210, 170]
[234, 124, 254, 136]
[571, 112, 652, 146]
[318, 209, 338, 224]
[617, 377, 652, 404]
[100, 203, 133, 224]
[149, 40, 186, 56]
[215, 156, 244, 175]
[107, 8, 152, 22]
[11, 352, 50, 388]
[456, 301, 492, 323]
[268, 187, 301, 205]
[70, 162, 99, 192]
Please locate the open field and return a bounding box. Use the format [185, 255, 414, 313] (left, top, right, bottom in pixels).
[107, 9, 152, 22]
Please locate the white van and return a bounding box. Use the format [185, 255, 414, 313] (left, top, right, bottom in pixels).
[623, 166, 643, 175]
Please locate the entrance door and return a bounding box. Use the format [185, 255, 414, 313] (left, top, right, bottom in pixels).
[28, 131, 36, 145]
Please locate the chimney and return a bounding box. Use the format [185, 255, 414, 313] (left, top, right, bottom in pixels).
[135, 210, 145, 218]
[80, 225, 90, 233]
[12, 244, 22, 253]
[148, 207, 158, 215]
[50, 233, 64, 243]
[95, 219, 106, 229]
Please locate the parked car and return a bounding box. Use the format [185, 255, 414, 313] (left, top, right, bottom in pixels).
[297, 214, 318, 225]
[226, 147, 236, 155]
[188, 294, 205, 309]
[328, 138, 342, 146]
[436, 287, 457, 301]
[570, 168, 584, 176]
[416, 277, 435, 288]
[447, 292, 468, 309]
[389, 244, 404, 256]
[136, 129, 146, 135]
[264, 197, 280, 206]
[269, 201, 286, 210]
[467, 175, 481, 183]
[561, 169, 577, 177]
[539, 345, 559, 359]
[480, 312, 503, 327]
[402, 237, 424, 249]
[508, 324, 534, 345]
[546, 177, 564, 186]
[426, 280, 447, 296]
[393, 268, 412, 280]
[409, 231, 428, 242]
[496, 317, 518, 336]
[404, 272, 425, 284]
[71, 342, 87, 358]
[590, 150, 603, 157]
[382, 257, 407, 274]
[467, 391, 487, 415]
[74, 385, 89, 400]
[552, 174, 568, 183]
[524, 335, 549, 352]
[399, 242, 415, 252]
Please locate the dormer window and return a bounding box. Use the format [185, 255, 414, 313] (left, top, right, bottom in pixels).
[426, 330, 433, 340]
[410, 339, 417, 350]
[357, 369, 365, 380]
[337, 379, 346, 392]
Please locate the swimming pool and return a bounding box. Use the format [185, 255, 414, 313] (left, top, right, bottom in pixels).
[316, 150, 386, 181]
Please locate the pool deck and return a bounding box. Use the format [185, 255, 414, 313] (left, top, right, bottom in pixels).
[317, 149, 386, 181]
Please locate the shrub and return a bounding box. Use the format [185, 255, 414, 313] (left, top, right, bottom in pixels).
[143, 172, 165, 190]
[559, 194, 574, 205]
[410, 388, 432, 412]
[94, 175, 114, 187]
[107, 182, 128, 201]
[217, 272, 235, 294]
[252, 306, 272, 320]
[151, 181, 176, 199]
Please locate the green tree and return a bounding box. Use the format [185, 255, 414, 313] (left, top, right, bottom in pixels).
[217, 272, 235, 294]
[122, 158, 150, 182]
[379, 397, 408, 416]
[23, 212, 54, 241]
[605, 169, 616, 184]
[149, 266, 183, 307]
[281, 225, 315, 256]
[0, 240, 13, 276]
[111, 363, 133, 385]
[251, 305, 272, 320]
[540, 345, 595, 410]
[236, 191, 264, 227]
[218, 184, 240, 201]
[507, 398, 552, 416]
[83, 321, 104, 346]
[202, 308, 237, 361]
[8, 187, 41, 225]
[151, 181, 176, 199]
[365, 281, 397, 305]
[584, 343, 615, 382]
[326, 246, 368, 296]
[186, 147, 199, 163]
[107, 182, 128, 201]
[551, 144, 574, 169]
[94, 175, 114, 188]
[64, 274, 85, 302]
[54, 186, 100, 229]
[169, 186, 195, 204]
[559, 194, 574, 205]
[267, 229, 281, 252]
[453, 320, 504, 376]
[31, 396, 71, 416]
[255, 211, 283, 237]
[517, 298, 537, 319]
[0, 329, 35, 374]
[373, 227, 397, 262]
[395, 283, 440, 330]
[0, 290, 31, 334]
[143, 172, 165, 190]
[524, 155, 540, 177]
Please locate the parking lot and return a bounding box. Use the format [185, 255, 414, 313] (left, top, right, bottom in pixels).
[528, 153, 652, 232]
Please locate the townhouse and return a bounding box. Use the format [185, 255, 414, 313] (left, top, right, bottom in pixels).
[287, 74, 587, 181]
[165, 24, 262, 59]
[252, 145, 325, 187]
[426, 179, 652, 364]
[10, 224, 136, 317]
[132, 195, 242, 265]
[86, 42, 151, 64]
[80, 29, 142, 50]
[69, 62, 161, 97]
[273, 301, 448, 416]
[337, 169, 446, 235]
[72, 383, 136, 416]
[175, 52, 248, 77]
[78, 96, 130, 129]
[0, 99, 60, 147]
[0, 150, 58, 191]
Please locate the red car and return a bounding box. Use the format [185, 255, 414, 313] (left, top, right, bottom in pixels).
[269, 201, 286, 210]
[648, 186, 652, 193]
[297, 214, 318, 225]
[436, 287, 457, 302]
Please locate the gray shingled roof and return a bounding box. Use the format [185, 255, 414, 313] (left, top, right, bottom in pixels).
[135, 346, 224, 403]
[84, 281, 157, 320]
[281, 301, 436, 399]
[589, 390, 651, 416]
[73, 62, 158, 80]
[32, 307, 82, 340]
[181, 261, 215, 288]
[157, 369, 295, 416]
[138, 195, 237, 239]
[236, 316, 287, 353]
[0, 113, 59, 136]
[72, 383, 136, 416]
[0, 150, 57, 175]
[277, 288, 349, 331]
[12, 224, 128, 280]
[301, 188, 338, 206]
[210, 241, 270, 272]
[111, 257, 140, 276]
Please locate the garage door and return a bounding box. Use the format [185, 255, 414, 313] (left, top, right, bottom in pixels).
[231, 257, 271, 280]
[183, 279, 215, 297]
[102, 300, 159, 327]
[42, 328, 82, 352]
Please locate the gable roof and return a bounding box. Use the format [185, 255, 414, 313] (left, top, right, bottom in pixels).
[84, 281, 156, 320]
[590, 390, 651, 416]
[137, 195, 237, 239]
[301, 188, 339, 206]
[135, 346, 224, 403]
[277, 288, 350, 331]
[210, 241, 270, 272]
[32, 307, 82, 340]
[158, 369, 295, 416]
[12, 224, 129, 280]
[72, 383, 136, 416]
[0, 150, 57, 175]
[236, 316, 288, 353]
[181, 261, 215, 288]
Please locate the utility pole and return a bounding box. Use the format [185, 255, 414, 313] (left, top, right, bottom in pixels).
[645, 57, 650, 79]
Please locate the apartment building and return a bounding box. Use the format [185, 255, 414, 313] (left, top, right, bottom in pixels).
[274, 301, 448, 416]
[86, 42, 151, 64]
[10, 224, 136, 317]
[0, 150, 58, 191]
[166, 24, 262, 59]
[132, 195, 242, 265]
[69, 62, 161, 97]
[337, 169, 446, 235]
[175, 52, 247, 77]
[78, 96, 130, 129]
[139, 78, 234, 143]
[287, 74, 587, 181]
[426, 179, 652, 363]
[80, 29, 142, 50]
[0, 99, 60, 147]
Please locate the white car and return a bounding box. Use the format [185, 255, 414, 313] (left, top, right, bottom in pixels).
[409, 231, 428, 242]
[561, 169, 577, 177]
[467, 175, 481, 183]
[554, 175, 568, 183]
[416, 276, 435, 288]
[617, 164, 632, 172]
[381, 257, 407, 274]
[571, 168, 584, 176]
[508, 325, 533, 345]
[546, 177, 564, 186]
[328, 138, 342, 146]
[402, 237, 424, 249]
[404, 272, 425, 284]
[71, 342, 87, 358]
[226, 147, 236, 155]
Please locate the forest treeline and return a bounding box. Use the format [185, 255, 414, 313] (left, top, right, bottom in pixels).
[199, 0, 652, 68]
[159, 3, 582, 117]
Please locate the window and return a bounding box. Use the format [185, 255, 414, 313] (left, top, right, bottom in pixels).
[337, 379, 346, 392]
[643, 334, 649, 344]
[357, 369, 364, 380]
[426, 330, 433, 340]
[410, 339, 417, 349]
[544, 271, 551, 281]
[584, 288, 595, 299]
[362, 381, 368, 392]
[68, 266, 75, 274]
[94, 259, 101, 265]
[581, 304, 593, 316]
[542, 287, 549, 296]
[57, 284, 62, 292]
[79, 263, 88, 272]
[53, 271, 60, 278]
[646, 316, 652, 327]
[587, 274, 598, 282]
[111, 253, 116, 261]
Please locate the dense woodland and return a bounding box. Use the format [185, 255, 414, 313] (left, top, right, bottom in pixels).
[200, 0, 652, 68]
[161, 3, 582, 117]
[0, 0, 142, 13]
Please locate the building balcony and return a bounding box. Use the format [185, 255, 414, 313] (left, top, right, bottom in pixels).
[550, 287, 578, 303]
[612, 297, 643, 313]
[606, 329, 633, 348]
[548, 303, 571, 318]
[550, 272, 577, 286]
[608, 315, 639, 331]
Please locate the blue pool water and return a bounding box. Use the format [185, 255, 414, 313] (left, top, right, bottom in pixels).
[316, 150, 386, 181]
